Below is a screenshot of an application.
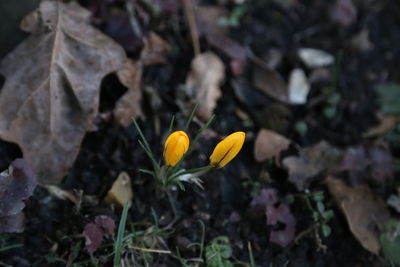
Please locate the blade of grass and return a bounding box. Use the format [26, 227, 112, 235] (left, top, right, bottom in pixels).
[167, 115, 176, 136]
[113, 202, 131, 267]
[0, 243, 23, 252]
[132, 119, 153, 154]
[184, 103, 198, 132]
[138, 140, 160, 173]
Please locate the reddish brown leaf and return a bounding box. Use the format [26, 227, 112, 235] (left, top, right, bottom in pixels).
[253, 64, 288, 103]
[0, 1, 126, 184]
[251, 189, 296, 247]
[254, 129, 290, 162]
[94, 215, 115, 237]
[84, 223, 104, 254]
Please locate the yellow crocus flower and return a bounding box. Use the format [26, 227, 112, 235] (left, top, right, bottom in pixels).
[209, 132, 245, 168]
[163, 131, 190, 166]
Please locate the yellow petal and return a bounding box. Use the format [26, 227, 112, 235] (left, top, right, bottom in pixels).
[163, 131, 190, 166]
[209, 132, 245, 168]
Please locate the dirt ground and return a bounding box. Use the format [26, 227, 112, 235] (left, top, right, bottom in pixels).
[0, 0, 399, 266]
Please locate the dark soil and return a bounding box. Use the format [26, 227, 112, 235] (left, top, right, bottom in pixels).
[1, 0, 400, 266]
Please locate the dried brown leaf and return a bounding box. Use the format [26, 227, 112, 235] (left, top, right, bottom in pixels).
[0, 1, 126, 184]
[196, 6, 247, 61]
[254, 129, 290, 162]
[105, 172, 133, 206]
[363, 114, 400, 138]
[283, 141, 342, 190]
[253, 64, 288, 103]
[185, 52, 225, 120]
[114, 59, 144, 127]
[326, 176, 390, 254]
[141, 32, 171, 66]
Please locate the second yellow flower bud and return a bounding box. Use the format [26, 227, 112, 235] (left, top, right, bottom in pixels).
[209, 132, 245, 168]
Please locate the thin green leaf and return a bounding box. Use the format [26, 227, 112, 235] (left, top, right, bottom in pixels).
[184, 103, 198, 132]
[114, 202, 131, 267]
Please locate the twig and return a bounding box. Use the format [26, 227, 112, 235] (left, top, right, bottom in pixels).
[129, 245, 171, 254]
[182, 0, 200, 56]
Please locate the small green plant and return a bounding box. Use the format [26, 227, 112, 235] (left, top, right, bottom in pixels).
[218, 4, 247, 28]
[303, 190, 334, 237]
[380, 219, 400, 265]
[321, 51, 343, 119]
[205, 236, 234, 267]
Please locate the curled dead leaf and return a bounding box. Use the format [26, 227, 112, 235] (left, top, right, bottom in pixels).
[254, 129, 290, 162]
[0, 1, 126, 184]
[185, 52, 225, 120]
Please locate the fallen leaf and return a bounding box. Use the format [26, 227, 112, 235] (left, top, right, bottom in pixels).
[364, 114, 400, 138]
[283, 141, 342, 190]
[196, 6, 247, 61]
[254, 129, 290, 162]
[185, 52, 225, 120]
[84, 223, 104, 254]
[105, 172, 133, 206]
[288, 68, 310, 104]
[267, 203, 296, 247]
[114, 60, 144, 127]
[0, 1, 126, 184]
[330, 0, 357, 27]
[341, 146, 369, 172]
[83, 215, 116, 254]
[326, 176, 389, 254]
[349, 28, 373, 52]
[253, 64, 288, 103]
[298, 48, 335, 68]
[251, 189, 296, 247]
[94, 215, 115, 236]
[0, 159, 37, 233]
[141, 32, 171, 66]
[369, 148, 394, 182]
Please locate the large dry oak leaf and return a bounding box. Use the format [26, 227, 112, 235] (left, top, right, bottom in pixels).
[0, 1, 126, 184]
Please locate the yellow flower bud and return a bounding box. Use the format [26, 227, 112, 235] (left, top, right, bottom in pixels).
[209, 132, 245, 168]
[163, 131, 190, 166]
